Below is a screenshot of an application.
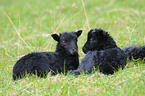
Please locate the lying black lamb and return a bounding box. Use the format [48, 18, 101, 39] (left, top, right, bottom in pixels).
[123, 45, 145, 61]
[12, 30, 82, 80]
[69, 28, 127, 75]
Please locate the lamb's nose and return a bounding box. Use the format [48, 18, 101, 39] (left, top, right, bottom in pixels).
[83, 47, 87, 54]
[72, 48, 77, 52]
[70, 48, 77, 54]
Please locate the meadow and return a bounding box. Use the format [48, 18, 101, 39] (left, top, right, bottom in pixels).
[0, 0, 145, 95]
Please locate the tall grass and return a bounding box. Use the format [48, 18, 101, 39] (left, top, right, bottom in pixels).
[0, 0, 145, 95]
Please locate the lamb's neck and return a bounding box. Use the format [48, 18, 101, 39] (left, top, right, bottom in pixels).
[55, 50, 78, 57]
[98, 41, 117, 50]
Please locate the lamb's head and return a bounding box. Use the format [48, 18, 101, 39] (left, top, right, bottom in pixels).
[51, 30, 82, 55]
[83, 28, 117, 54]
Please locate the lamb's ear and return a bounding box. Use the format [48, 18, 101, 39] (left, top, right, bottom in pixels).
[51, 34, 60, 42]
[96, 29, 104, 37]
[96, 29, 108, 38]
[76, 30, 83, 37]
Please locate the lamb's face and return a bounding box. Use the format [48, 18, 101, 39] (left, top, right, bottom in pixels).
[83, 29, 99, 54]
[59, 32, 78, 55]
[83, 28, 111, 54]
[51, 30, 82, 55]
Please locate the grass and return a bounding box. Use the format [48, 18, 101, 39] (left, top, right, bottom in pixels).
[0, 0, 145, 95]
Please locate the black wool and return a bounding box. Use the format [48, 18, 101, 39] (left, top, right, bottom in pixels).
[123, 45, 145, 61]
[70, 28, 127, 75]
[12, 30, 82, 80]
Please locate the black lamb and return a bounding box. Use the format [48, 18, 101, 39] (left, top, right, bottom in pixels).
[12, 30, 82, 80]
[69, 28, 127, 75]
[123, 45, 145, 61]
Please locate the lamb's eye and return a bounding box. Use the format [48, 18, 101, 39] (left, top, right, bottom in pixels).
[62, 41, 66, 44]
[90, 38, 93, 42]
